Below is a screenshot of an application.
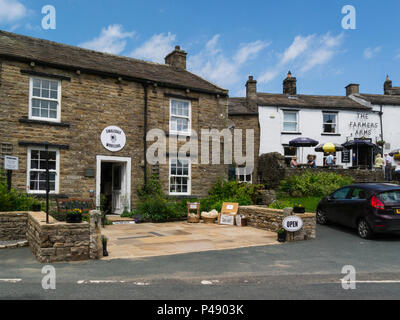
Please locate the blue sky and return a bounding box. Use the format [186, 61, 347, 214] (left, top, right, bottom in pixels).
[1, 0, 399, 96]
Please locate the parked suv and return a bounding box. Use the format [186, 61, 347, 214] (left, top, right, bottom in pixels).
[316, 183, 400, 239]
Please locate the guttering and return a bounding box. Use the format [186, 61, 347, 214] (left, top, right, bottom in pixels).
[142, 82, 149, 185]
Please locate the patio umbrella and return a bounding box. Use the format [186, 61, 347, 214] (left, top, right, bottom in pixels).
[289, 137, 319, 163]
[389, 149, 400, 157]
[315, 143, 344, 153]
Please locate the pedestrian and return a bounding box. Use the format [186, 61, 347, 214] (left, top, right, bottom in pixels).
[384, 153, 393, 181]
[325, 153, 335, 167]
[374, 154, 385, 169]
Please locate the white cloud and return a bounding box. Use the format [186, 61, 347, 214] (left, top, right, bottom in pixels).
[130, 32, 176, 63]
[259, 32, 344, 84]
[0, 0, 27, 23]
[363, 46, 382, 60]
[79, 25, 135, 55]
[188, 35, 269, 88]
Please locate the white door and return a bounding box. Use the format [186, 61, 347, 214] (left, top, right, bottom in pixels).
[112, 163, 123, 214]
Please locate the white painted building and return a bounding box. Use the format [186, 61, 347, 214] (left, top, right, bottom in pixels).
[229, 73, 400, 171]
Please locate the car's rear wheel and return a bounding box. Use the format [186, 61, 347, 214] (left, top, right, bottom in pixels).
[316, 209, 328, 225]
[358, 218, 374, 239]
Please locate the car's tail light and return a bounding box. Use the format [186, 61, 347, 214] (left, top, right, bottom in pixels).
[371, 195, 385, 210]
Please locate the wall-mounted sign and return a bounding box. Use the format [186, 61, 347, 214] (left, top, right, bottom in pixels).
[282, 215, 303, 232]
[101, 126, 126, 152]
[4, 155, 18, 171]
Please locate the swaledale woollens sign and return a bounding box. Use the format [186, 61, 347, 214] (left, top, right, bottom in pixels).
[283, 216, 303, 232]
[101, 126, 126, 152]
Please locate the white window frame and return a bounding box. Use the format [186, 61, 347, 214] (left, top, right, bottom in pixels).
[26, 146, 60, 194]
[29, 77, 62, 123]
[236, 167, 252, 184]
[169, 158, 191, 196]
[322, 112, 338, 134]
[169, 98, 191, 135]
[282, 110, 299, 133]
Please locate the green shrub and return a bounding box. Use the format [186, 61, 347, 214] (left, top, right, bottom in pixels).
[279, 172, 353, 197]
[200, 179, 261, 212]
[0, 181, 42, 212]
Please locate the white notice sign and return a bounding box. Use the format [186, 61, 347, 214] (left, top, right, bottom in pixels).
[101, 126, 126, 152]
[4, 156, 18, 171]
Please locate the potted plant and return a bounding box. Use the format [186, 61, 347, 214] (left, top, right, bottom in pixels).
[277, 228, 287, 242]
[66, 208, 83, 223]
[293, 204, 306, 214]
[102, 235, 109, 257]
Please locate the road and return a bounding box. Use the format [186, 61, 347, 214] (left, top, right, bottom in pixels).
[1, 224, 400, 300]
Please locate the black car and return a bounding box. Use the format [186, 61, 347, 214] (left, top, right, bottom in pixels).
[317, 183, 400, 239]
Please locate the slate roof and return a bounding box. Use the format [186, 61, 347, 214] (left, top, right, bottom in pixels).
[359, 94, 400, 106]
[229, 92, 371, 115]
[0, 30, 228, 95]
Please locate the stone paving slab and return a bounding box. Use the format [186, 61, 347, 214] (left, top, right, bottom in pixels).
[101, 221, 279, 260]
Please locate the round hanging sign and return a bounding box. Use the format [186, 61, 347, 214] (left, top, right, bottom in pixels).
[282, 215, 304, 232]
[101, 126, 126, 152]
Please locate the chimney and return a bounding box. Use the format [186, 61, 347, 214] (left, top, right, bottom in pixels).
[283, 71, 297, 95]
[246, 76, 257, 111]
[345, 83, 359, 96]
[165, 46, 187, 69]
[384, 75, 392, 95]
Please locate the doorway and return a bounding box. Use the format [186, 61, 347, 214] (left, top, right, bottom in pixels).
[96, 156, 131, 215]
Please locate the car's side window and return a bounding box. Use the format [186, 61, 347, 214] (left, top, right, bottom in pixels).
[350, 188, 367, 200]
[332, 187, 351, 200]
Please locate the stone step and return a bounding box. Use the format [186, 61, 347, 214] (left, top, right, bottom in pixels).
[106, 215, 135, 223]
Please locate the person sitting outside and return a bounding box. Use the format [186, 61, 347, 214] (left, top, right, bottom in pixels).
[307, 155, 317, 168]
[374, 154, 385, 169]
[290, 156, 299, 168]
[325, 153, 335, 167]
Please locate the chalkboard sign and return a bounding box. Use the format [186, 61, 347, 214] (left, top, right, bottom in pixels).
[56, 198, 94, 215]
[342, 149, 351, 163]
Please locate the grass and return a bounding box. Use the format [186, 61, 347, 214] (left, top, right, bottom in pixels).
[269, 196, 322, 213]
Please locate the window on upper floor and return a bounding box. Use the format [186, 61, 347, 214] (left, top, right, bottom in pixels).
[29, 77, 61, 122]
[170, 99, 191, 135]
[283, 111, 298, 132]
[323, 112, 337, 134]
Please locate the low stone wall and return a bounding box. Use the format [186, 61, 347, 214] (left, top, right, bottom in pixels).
[27, 212, 90, 263]
[0, 211, 101, 263]
[239, 206, 316, 242]
[0, 212, 28, 241]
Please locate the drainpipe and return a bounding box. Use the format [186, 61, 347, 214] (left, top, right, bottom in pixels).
[142, 83, 149, 185]
[379, 105, 384, 155]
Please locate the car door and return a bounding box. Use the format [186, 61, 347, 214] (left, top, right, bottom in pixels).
[340, 187, 368, 227]
[326, 187, 352, 224]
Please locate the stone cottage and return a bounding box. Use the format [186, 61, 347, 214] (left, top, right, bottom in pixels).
[0, 30, 229, 213]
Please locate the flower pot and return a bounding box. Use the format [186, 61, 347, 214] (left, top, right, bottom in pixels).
[293, 207, 306, 214]
[277, 231, 287, 242]
[66, 213, 82, 223]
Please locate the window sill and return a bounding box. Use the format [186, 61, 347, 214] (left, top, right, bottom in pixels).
[281, 132, 302, 135]
[19, 118, 70, 128]
[321, 133, 341, 136]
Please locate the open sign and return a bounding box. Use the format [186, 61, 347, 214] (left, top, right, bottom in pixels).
[282, 216, 303, 232]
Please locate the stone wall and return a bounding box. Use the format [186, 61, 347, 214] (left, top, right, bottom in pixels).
[27, 212, 90, 263]
[0, 212, 28, 241]
[239, 206, 316, 242]
[258, 152, 385, 189]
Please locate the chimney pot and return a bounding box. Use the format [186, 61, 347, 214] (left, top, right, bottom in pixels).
[345, 83, 359, 96]
[165, 46, 187, 69]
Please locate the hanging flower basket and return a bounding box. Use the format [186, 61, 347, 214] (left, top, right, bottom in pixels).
[376, 140, 386, 147]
